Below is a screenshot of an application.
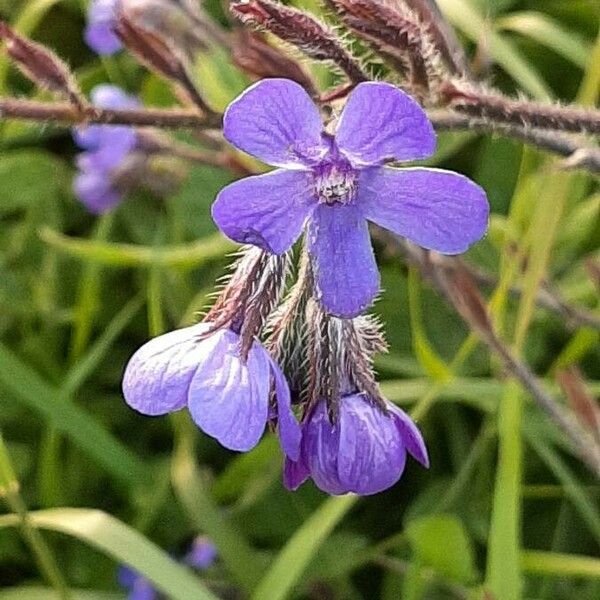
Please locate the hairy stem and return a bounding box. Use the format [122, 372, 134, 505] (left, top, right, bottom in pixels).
[0, 98, 218, 128]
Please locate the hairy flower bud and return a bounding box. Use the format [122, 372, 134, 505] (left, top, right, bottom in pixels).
[325, 0, 450, 97]
[120, 0, 225, 58]
[0, 21, 84, 109]
[232, 29, 317, 97]
[116, 13, 218, 120]
[230, 0, 367, 83]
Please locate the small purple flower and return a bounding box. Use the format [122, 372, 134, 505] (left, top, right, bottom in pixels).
[73, 84, 139, 213]
[185, 536, 217, 569]
[85, 0, 122, 55]
[122, 323, 301, 457]
[284, 393, 428, 495]
[212, 79, 489, 318]
[118, 566, 157, 600]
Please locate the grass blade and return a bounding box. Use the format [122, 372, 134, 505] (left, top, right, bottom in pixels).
[39, 228, 233, 270]
[496, 12, 591, 69]
[252, 495, 357, 600]
[521, 550, 600, 579]
[0, 509, 218, 600]
[0, 343, 148, 487]
[437, 0, 551, 100]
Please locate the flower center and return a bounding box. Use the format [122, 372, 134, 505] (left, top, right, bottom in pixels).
[314, 155, 357, 205]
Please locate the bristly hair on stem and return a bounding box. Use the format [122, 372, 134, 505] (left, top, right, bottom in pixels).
[442, 80, 600, 135]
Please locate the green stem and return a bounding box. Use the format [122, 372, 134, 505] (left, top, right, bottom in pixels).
[0, 433, 72, 600]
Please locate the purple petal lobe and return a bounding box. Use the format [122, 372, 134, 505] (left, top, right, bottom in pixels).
[270, 358, 301, 461]
[283, 457, 310, 491]
[74, 170, 122, 214]
[85, 23, 122, 55]
[335, 82, 436, 165]
[358, 167, 489, 254]
[223, 79, 327, 168]
[90, 84, 140, 110]
[212, 169, 314, 254]
[389, 404, 429, 467]
[122, 324, 209, 416]
[187, 331, 270, 452]
[186, 536, 217, 569]
[307, 204, 379, 318]
[301, 402, 347, 495]
[336, 394, 407, 495]
[85, 1, 121, 55]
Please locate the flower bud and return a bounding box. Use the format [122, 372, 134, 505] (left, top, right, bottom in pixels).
[0, 21, 84, 109]
[230, 0, 367, 83]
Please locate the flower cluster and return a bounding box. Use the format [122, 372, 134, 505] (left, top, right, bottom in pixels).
[123, 79, 489, 496]
[119, 537, 217, 599]
[72, 84, 140, 213]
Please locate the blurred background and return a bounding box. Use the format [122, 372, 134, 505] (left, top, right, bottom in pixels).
[0, 1, 598, 599]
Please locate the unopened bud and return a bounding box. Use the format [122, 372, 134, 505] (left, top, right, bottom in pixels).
[116, 13, 219, 121]
[401, 0, 468, 75]
[232, 29, 317, 97]
[120, 0, 224, 58]
[324, 0, 445, 96]
[0, 21, 84, 109]
[230, 0, 367, 83]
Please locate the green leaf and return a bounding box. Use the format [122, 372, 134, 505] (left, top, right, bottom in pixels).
[0, 152, 68, 215]
[39, 228, 234, 269]
[437, 0, 552, 99]
[194, 46, 250, 112]
[407, 269, 452, 382]
[485, 381, 523, 599]
[406, 514, 477, 584]
[0, 587, 120, 600]
[0, 509, 218, 600]
[62, 295, 144, 395]
[496, 11, 591, 68]
[524, 427, 600, 546]
[252, 495, 357, 600]
[521, 551, 600, 579]
[171, 413, 265, 593]
[0, 343, 149, 487]
[303, 532, 369, 581]
[212, 436, 280, 505]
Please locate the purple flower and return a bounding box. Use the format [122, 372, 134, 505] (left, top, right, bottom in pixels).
[72, 84, 139, 213]
[85, 0, 122, 55]
[118, 566, 157, 600]
[212, 79, 489, 318]
[122, 323, 301, 457]
[284, 393, 428, 495]
[185, 536, 217, 569]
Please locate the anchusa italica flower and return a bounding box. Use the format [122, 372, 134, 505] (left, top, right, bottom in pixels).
[284, 394, 428, 495]
[123, 248, 302, 461]
[213, 78, 488, 317]
[85, 0, 122, 55]
[122, 78, 489, 496]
